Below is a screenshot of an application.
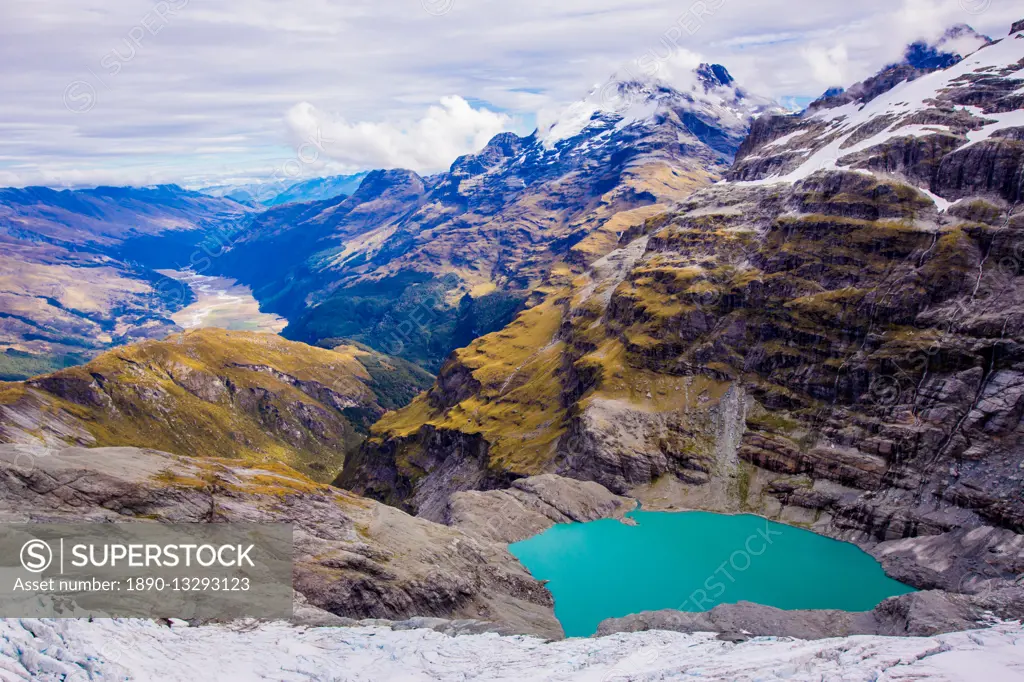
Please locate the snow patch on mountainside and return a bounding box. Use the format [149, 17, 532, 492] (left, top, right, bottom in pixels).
[739, 27, 1024, 187]
[0, 618, 1022, 681]
[965, 108, 1024, 147]
[918, 187, 954, 212]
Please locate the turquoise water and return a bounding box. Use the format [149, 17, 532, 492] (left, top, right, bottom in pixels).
[509, 510, 915, 637]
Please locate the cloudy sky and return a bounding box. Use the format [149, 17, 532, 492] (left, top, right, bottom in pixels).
[0, 0, 1018, 188]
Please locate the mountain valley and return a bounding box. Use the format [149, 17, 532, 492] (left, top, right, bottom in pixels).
[0, 185, 250, 379]
[212, 63, 773, 369]
[1, 15, 1023, 676]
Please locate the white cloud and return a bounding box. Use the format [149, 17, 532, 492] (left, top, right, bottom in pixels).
[801, 44, 851, 88]
[894, 0, 951, 44]
[0, 0, 1021, 187]
[285, 96, 511, 174]
[641, 48, 705, 89]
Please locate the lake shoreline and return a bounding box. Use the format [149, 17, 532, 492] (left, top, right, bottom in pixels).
[510, 508, 915, 638]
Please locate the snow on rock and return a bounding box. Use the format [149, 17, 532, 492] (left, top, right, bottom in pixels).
[965, 108, 1024, 147]
[0, 618, 1021, 681]
[732, 23, 1024, 196]
[538, 62, 778, 153]
[918, 187, 954, 212]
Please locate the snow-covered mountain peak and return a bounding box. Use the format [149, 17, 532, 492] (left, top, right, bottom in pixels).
[696, 62, 736, 89]
[810, 24, 993, 112]
[539, 60, 778, 151]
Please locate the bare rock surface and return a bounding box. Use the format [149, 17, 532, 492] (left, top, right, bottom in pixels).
[445, 473, 635, 543]
[871, 526, 1024, 592]
[597, 585, 1024, 640]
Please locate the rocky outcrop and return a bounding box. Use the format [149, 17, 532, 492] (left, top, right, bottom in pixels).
[444, 474, 635, 543]
[596, 585, 1024, 640]
[871, 526, 1024, 592]
[0, 444, 562, 639]
[339, 294, 573, 516]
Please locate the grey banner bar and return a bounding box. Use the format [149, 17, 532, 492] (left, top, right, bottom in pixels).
[0, 523, 292, 619]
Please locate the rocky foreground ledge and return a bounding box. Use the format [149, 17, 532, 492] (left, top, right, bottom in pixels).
[597, 589, 1024, 641]
[0, 444, 562, 639]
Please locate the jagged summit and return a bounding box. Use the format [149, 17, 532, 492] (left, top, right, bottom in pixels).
[538, 58, 778, 154]
[903, 23, 991, 70]
[816, 85, 846, 101]
[695, 63, 735, 89]
[811, 23, 992, 110]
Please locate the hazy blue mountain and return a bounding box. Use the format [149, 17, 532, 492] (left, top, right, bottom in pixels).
[264, 173, 369, 206]
[199, 173, 368, 207]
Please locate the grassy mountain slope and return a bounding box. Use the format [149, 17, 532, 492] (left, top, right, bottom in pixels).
[0, 328, 432, 480]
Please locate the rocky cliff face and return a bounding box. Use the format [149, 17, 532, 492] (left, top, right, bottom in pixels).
[0, 328, 432, 481]
[341, 22, 1024, 597]
[349, 166, 1024, 585]
[219, 64, 775, 369]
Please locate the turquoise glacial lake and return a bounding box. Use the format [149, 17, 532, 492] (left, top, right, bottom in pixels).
[509, 510, 915, 637]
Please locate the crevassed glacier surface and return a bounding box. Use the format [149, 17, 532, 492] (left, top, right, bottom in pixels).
[0, 618, 1021, 681]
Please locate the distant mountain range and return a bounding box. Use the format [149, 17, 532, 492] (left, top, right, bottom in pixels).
[198, 173, 368, 207]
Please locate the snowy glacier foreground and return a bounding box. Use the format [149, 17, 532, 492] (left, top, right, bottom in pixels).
[0, 618, 1021, 681]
